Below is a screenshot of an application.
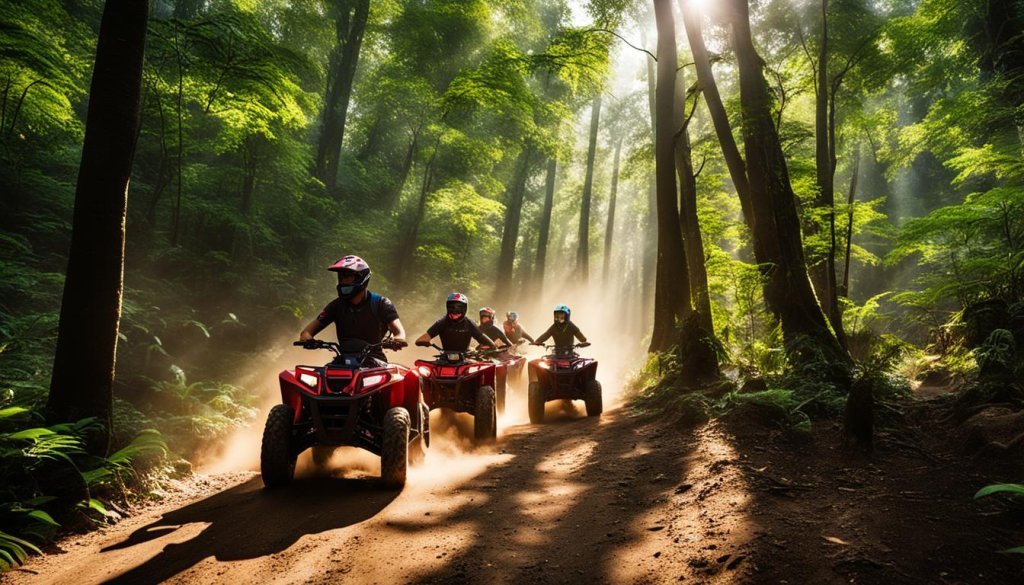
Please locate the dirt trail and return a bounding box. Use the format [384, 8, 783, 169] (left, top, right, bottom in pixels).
[7, 402, 1023, 584]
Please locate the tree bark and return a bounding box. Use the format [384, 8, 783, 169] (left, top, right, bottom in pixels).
[649, 0, 691, 353]
[840, 144, 860, 298]
[728, 0, 849, 369]
[576, 94, 602, 282]
[314, 0, 370, 194]
[602, 137, 622, 283]
[382, 129, 418, 209]
[497, 146, 533, 302]
[394, 142, 438, 286]
[47, 0, 149, 455]
[809, 0, 847, 346]
[680, 0, 757, 258]
[535, 158, 557, 293]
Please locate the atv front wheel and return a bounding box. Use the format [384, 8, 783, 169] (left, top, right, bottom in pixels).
[474, 386, 497, 443]
[585, 379, 603, 417]
[261, 404, 297, 488]
[528, 381, 545, 424]
[381, 407, 410, 487]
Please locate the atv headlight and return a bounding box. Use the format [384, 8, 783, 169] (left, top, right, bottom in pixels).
[537, 361, 551, 370]
[298, 372, 319, 388]
[418, 366, 432, 377]
[361, 373, 389, 388]
[446, 352, 462, 362]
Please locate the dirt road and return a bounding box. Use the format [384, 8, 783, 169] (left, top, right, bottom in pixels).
[7, 400, 1022, 584]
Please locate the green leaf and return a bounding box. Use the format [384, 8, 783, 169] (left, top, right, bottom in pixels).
[974, 484, 1024, 499]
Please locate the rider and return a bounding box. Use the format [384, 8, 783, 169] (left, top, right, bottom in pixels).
[415, 293, 495, 352]
[478, 307, 512, 349]
[299, 255, 407, 359]
[502, 311, 535, 345]
[532, 304, 587, 353]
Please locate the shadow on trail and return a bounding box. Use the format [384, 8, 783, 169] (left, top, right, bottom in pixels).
[103, 476, 398, 584]
[391, 407, 701, 584]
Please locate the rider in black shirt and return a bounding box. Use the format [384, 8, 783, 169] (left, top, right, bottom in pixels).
[533, 303, 587, 352]
[415, 293, 495, 352]
[299, 256, 407, 359]
[478, 307, 511, 348]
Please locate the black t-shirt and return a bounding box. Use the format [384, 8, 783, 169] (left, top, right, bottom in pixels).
[479, 322, 512, 346]
[427, 317, 494, 351]
[316, 292, 399, 347]
[534, 320, 586, 348]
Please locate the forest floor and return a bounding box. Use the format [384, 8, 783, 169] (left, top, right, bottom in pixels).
[4, 389, 1023, 584]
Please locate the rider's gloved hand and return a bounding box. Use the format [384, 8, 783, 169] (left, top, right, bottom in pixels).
[578, 342, 590, 348]
[391, 338, 408, 350]
[415, 340, 430, 347]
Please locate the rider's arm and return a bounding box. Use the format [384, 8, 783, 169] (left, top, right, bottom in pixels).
[470, 321, 494, 349]
[572, 323, 588, 343]
[533, 324, 554, 345]
[520, 326, 535, 344]
[494, 327, 512, 347]
[299, 318, 325, 341]
[300, 302, 335, 341]
[388, 318, 407, 347]
[416, 319, 443, 346]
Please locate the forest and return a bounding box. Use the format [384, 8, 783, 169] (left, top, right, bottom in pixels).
[1, 0, 1023, 582]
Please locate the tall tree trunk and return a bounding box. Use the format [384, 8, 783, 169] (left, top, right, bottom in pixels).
[602, 137, 622, 283]
[314, 0, 370, 194]
[650, 0, 691, 353]
[383, 130, 418, 209]
[674, 72, 720, 384]
[497, 146, 533, 302]
[673, 76, 713, 331]
[394, 146, 438, 286]
[47, 0, 149, 455]
[809, 0, 846, 346]
[728, 0, 849, 369]
[642, 27, 658, 336]
[576, 94, 602, 282]
[535, 158, 557, 293]
[680, 0, 757, 258]
[840, 144, 860, 298]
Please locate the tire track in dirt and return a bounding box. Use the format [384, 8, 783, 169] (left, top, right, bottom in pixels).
[6, 406, 759, 584]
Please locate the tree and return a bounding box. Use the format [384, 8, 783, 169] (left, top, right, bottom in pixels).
[649, 0, 691, 353]
[314, 0, 371, 194]
[576, 94, 602, 281]
[46, 0, 149, 454]
[602, 136, 622, 283]
[728, 0, 849, 370]
[535, 158, 558, 292]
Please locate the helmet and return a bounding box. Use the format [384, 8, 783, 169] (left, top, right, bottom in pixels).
[479, 307, 496, 321]
[328, 255, 370, 299]
[553, 303, 570, 322]
[446, 292, 469, 318]
[506, 311, 518, 322]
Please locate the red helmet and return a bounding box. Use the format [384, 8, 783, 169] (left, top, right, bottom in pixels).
[479, 307, 496, 321]
[328, 255, 370, 299]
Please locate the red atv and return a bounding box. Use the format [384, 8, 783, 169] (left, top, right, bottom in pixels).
[486, 343, 527, 414]
[414, 343, 497, 442]
[527, 343, 602, 423]
[261, 338, 428, 488]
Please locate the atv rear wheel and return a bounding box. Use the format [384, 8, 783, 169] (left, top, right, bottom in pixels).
[381, 407, 410, 487]
[585, 379, 603, 417]
[474, 386, 497, 443]
[496, 373, 507, 415]
[261, 404, 297, 488]
[409, 403, 429, 465]
[528, 381, 545, 424]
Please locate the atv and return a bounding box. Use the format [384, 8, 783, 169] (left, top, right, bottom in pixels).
[527, 343, 601, 424]
[414, 343, 498, 443]
[261, 337, 428, 488]
[486, 343, 527, 414]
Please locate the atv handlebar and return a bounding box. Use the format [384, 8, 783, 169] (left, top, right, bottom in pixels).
[293, 336, 406, 355]
[532, 342, 590, 349]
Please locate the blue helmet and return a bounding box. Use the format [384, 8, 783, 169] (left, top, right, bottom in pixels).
[553, 304, 570, 321]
